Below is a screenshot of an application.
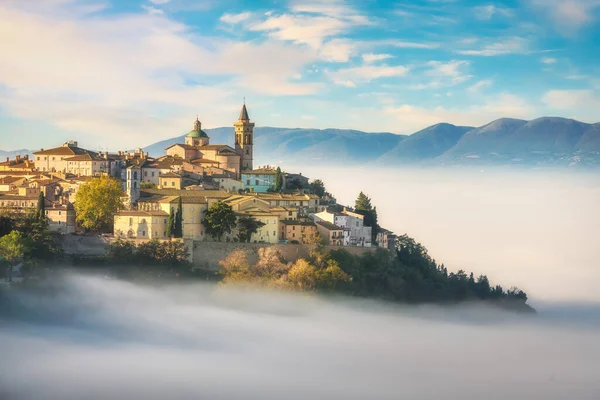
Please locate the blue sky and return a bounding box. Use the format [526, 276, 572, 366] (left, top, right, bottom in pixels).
[0, 0, 599, 151]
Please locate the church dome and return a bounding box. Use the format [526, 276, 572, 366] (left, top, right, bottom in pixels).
[186, 117, 209, 138]
[186, 129, 209, 138]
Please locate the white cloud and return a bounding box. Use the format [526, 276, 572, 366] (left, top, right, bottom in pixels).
[0, 1, 320, 148]
[541, 57, 557, 64]
[409, 60, 472, 89]
[542, 90, 600, 121]
[149, 0, 171, 4]
[473, 5, 513, 20]
[319, 39, 356, 62]
[528, 0, 600, 34]
[385, 40, 440, 49]
[456, 37, 530, 56]
[141, 5, 164, 15]
[328, 65, 410, 87]
[220, 12, 252, 24]
[467, 79, 493, 94]
[248, 0, 370, 49]
[362, 53, 394, 63]
[385, 93, 535, 131]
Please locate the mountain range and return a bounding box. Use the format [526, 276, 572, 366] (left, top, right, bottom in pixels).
[3, 117, 599, 168]
[143, 117, 600, 168]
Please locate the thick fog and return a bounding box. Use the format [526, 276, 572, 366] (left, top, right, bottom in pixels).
[1, 275, 600, 400]
[1, 167, 600, 399]
[292, 166, 600, 304]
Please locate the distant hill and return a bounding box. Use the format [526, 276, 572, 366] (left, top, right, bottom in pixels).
[378, 123, 473, 164]
[4, 117, 599, 168]
[0, 149, 32, 160]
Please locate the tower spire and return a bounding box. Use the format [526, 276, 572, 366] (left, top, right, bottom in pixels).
[239, 102, 249, 121]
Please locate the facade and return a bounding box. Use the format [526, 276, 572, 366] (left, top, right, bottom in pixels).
[376, 228, 397, 249]
[241, 167, 277, 193]
[0, 155, 35, 172]
[214, 175, 244, 192]
[312, 209, 372, 247]
[238, 210, 279, 243]
[253, 193, 319, 215]
[164, 104, 253, 179]
[114, 210, 170, 239]
[46, 203, 76, 234]
[126, 165, 141, 205]
[279, 220, 318, 243]
[159, 172, 183, 189]
[33, 141, 109, 175]
[315, 221, 344, 246]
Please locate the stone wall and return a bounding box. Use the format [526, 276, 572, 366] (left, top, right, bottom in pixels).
[62, 235, 377, 271]
[189, 241, 376, 271]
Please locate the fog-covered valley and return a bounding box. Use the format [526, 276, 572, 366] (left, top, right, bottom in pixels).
[1, 167, 599, 399]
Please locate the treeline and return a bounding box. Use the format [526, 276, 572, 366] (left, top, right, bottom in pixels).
[219, 234, 533, 312]
[0, 193, 63, 276]
[107, 238, 189, 267]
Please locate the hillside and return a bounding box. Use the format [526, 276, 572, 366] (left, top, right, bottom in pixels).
[4, 117, 599, 168]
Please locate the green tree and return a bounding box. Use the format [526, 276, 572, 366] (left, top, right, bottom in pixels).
[174, 197, 183, 238]
[354, 191, 379, 243]
[75, 176, 124, 232]
[309, 179, 326, 197]
[0, 231, 27, 264]
[107, 238, 136, 263]
[36, 192, 46, 222]
[202, 201, 236, 241]
[167, 207, 175, 238]
[236, 216, 265, 243]
[275, 167, 283, 192]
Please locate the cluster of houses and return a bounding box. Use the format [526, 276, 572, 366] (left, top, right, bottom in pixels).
[0, 104, 397, 249]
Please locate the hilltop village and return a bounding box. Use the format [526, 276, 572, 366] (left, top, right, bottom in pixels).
[0, 104, 395, 251]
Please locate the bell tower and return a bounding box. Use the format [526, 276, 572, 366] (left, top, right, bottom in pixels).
[234, 102, 254, 172]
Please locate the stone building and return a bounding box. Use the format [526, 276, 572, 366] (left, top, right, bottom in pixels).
[165, 104, 254, 179]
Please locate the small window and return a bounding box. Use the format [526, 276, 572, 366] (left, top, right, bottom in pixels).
[164, 231, 166, 236]
[144, 171, 148, 177]
[129, 218, 133, 225]
[273, 231, 276, 236]
[255, 180, 259, 185]
[152, 172, 155, 177]
[142, 231, 146, 236]
[171, 181, 175, 186]
[246, 180, 250, 185]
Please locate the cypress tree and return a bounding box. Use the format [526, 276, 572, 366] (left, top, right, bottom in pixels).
[275, 167, 283, 192]
[174, 197, 183, 238]
[167, 207, 175, 237]
[36, 192, 46, 222]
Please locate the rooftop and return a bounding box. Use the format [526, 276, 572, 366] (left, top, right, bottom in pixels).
[316, 221, 343, 231]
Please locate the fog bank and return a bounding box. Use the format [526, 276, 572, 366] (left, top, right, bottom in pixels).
[1, 275, 600, 400]
[291, 166, 600, 303]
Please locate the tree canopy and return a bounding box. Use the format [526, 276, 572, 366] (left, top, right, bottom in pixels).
[236, 216, 265, 243]
[202, 201, 236, 241]
[75, 176, 124, 232]
[274, 167, 283, 192]
[173, 197, 183, 238]
[354, 192, 378, 243]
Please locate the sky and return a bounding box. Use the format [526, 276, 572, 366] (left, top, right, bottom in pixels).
[0, 0, 599, 150]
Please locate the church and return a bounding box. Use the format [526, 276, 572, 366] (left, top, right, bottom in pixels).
[165, 103, 255, 179]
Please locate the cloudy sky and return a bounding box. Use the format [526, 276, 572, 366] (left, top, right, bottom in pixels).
[1, 0, 599, 150]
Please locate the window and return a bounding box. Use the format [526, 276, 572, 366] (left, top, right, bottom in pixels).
[152, 172, 155, 177]
[133, 171, 138, 180]
[255, 180, 259, 185]
[164, 219, 167, 224]
[144, 171, 148, 177]
[292, 233, 295, 238]
[164, 231, 166, 237]
[171, 181, 175, 186]
[273, 231, 276, 237]
[142, 231, 146, 236]
[58, 211, 62, 216]
[246, 180, 250, 185]
[129, 218, 133, 225]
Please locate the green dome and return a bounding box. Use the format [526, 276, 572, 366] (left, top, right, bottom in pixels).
[187, 129, 209, 138]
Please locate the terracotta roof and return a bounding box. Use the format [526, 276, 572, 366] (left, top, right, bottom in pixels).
[0, 177, 24, 184]
[141, 188, 231, 199]
[242, 168, 277, 176]
[165, 143, 196, 150]
[116, 210, 169, 217]
[34, 145, 90, 156]
[63, 153, 106, 162]
[316, 221, 343, 231]
[191, 158, 219, 164]
[280, 219, 316, 226]
[160, 172, 182, 179]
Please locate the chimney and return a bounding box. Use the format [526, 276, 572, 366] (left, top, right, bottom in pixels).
[16, 155, 20, 161]
[24, 154, 29, 160]
[5, 157, 8, 162]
